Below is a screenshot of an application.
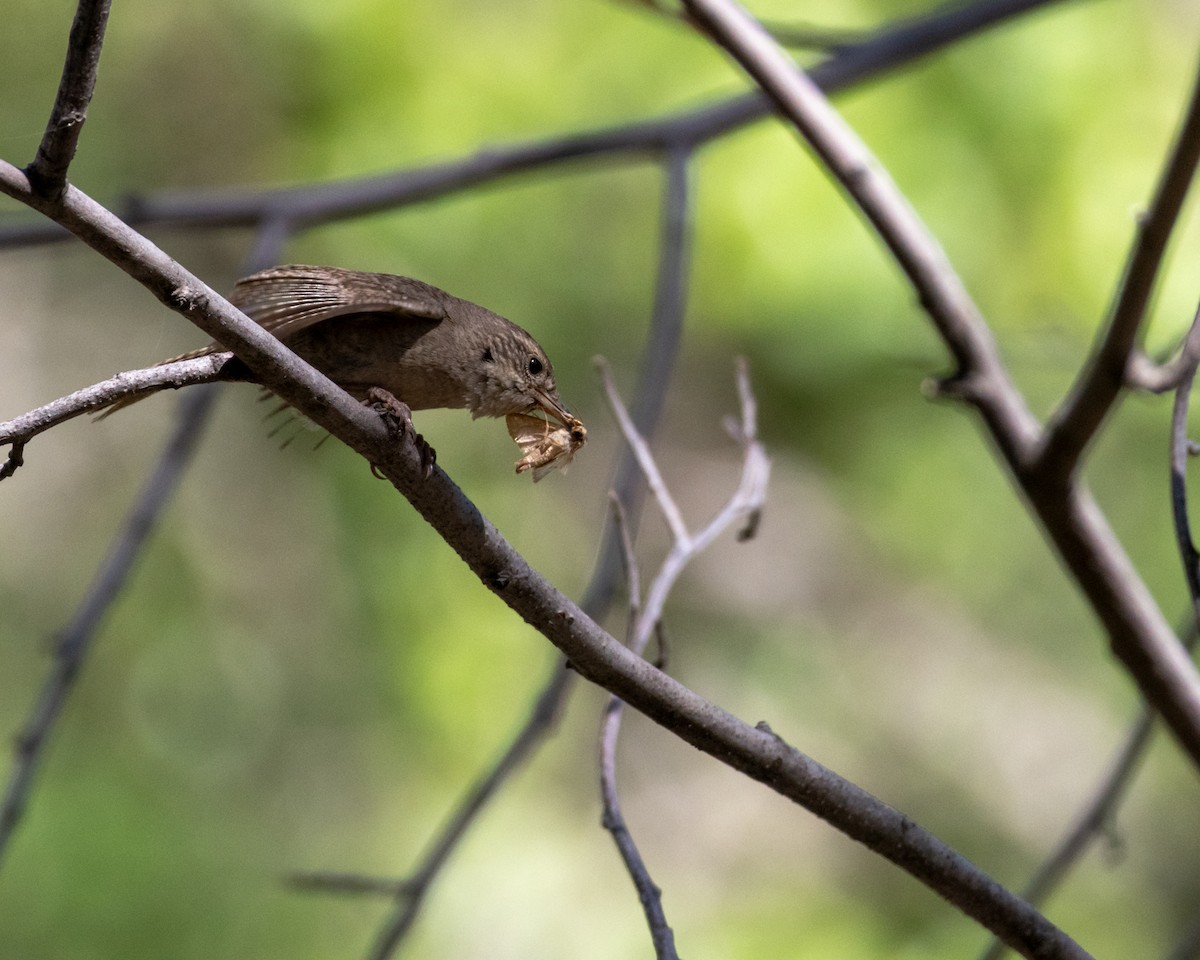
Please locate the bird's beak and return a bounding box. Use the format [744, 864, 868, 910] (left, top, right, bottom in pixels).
[532, 388, 572, 428]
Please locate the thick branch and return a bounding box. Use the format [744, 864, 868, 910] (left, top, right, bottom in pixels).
[0, 166, 1088, 960]
[26, 0, 112, 199]
[1037, 59, 1200, 482]
[678, 0, 1200, 770]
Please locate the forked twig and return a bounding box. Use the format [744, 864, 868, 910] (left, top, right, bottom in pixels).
[1040, 60, 1200, 480]
[596, 358, 769, 958]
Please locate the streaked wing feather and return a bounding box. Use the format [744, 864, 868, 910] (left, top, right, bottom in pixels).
[230, 265, 449, 341]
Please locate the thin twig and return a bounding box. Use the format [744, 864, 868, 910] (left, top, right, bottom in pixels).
[289, 873, 412, 897]
[601, 487, 678, 959]
[611, 493, 644, 640]
[1127, 300, 1200, 394]
[0, 353, 232, 478]
[599, 695, 681, 960]
[0, 386, 217, 867]
[597, 362, 768, 958]
[355, 662, 574, 960]
[25, 0, 112, 199]
[586, 147, 694, 616]
[679, 0, 1200, 771]
[1037, 57, 1200, 483]
[1172, 364, 1200, 608]
[598, 357, 689, 545]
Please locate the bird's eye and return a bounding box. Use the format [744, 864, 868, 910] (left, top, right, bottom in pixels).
[527, 356, 544, 376]
[482, 348, 494, 363]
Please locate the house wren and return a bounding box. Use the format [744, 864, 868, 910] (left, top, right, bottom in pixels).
[105, 264, 586, 475]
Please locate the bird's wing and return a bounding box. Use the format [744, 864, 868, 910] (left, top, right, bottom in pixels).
[230, 265, 449, 340]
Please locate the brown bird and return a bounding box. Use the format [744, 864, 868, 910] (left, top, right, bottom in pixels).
[104, 264, 585, 475]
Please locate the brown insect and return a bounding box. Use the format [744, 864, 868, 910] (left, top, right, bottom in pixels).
[506, 412, 587, 481]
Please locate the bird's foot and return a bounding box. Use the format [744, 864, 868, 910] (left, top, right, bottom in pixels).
[365, 387, 436, 479]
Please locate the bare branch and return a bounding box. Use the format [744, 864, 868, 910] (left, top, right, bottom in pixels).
[303, 662, 578, 960]
[599, 693, 681, 960]
[1172, 364, 1200, 608]
[598, 357, 690, 545]
[1038, 59, 1200, 482]
[0, 0, 1067, 248]
[678, 0, 1200, 770]
[0, 4, 1110, 950]
[611, 492, 644, 628]
[337, 149, 696, 959]
[597, 362, 768, 959]
[25, 0, 112, 199]
[1126, 299, 1200, 394]
[0, 162, 381, 451]
[587, 147, 694, 613]
[0, 353, 232, 478]
[0, 387, 216, 867]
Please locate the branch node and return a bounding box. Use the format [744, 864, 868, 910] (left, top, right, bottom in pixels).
[0, 440, 26, 481]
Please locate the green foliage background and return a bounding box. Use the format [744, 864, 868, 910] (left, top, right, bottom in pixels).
[2, 1, 1199, 957]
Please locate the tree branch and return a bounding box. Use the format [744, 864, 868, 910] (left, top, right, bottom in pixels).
[0, 0, 1067, 248]
[597, 358, 768, 959]
[677, 0, 1200, 770]
[0, 161, 1090, 960]
[1172, 364, 1200, 610]
[1037, 58, 1200, 483]
[0, 387, 216, 867]
[978, 706, 1155, 960]
[291, 149, 696, 957]
[1126, 299, 1200, 395]
[0, 354, 232, 479]
[25, 0, 112, 199]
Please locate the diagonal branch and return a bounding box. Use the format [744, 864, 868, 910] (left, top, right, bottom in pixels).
[0, 163, 1091, 960]
[0, 224, 287, 858]
[677, 0, 1200, 771]
[0, 387, 216, 867]
[26, 0, 112, 199]
[977, 706, 1155, 960]
[291, 149, 697, 958]
[1038, 59, 1200, 484]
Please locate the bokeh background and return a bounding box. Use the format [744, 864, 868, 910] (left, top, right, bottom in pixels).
[3, 0, 1200, 957]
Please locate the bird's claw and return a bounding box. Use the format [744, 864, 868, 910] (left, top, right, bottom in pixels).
[365, 387, 436, 479]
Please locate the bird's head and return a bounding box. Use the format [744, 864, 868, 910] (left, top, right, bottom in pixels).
[465, 325, 573, 428]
